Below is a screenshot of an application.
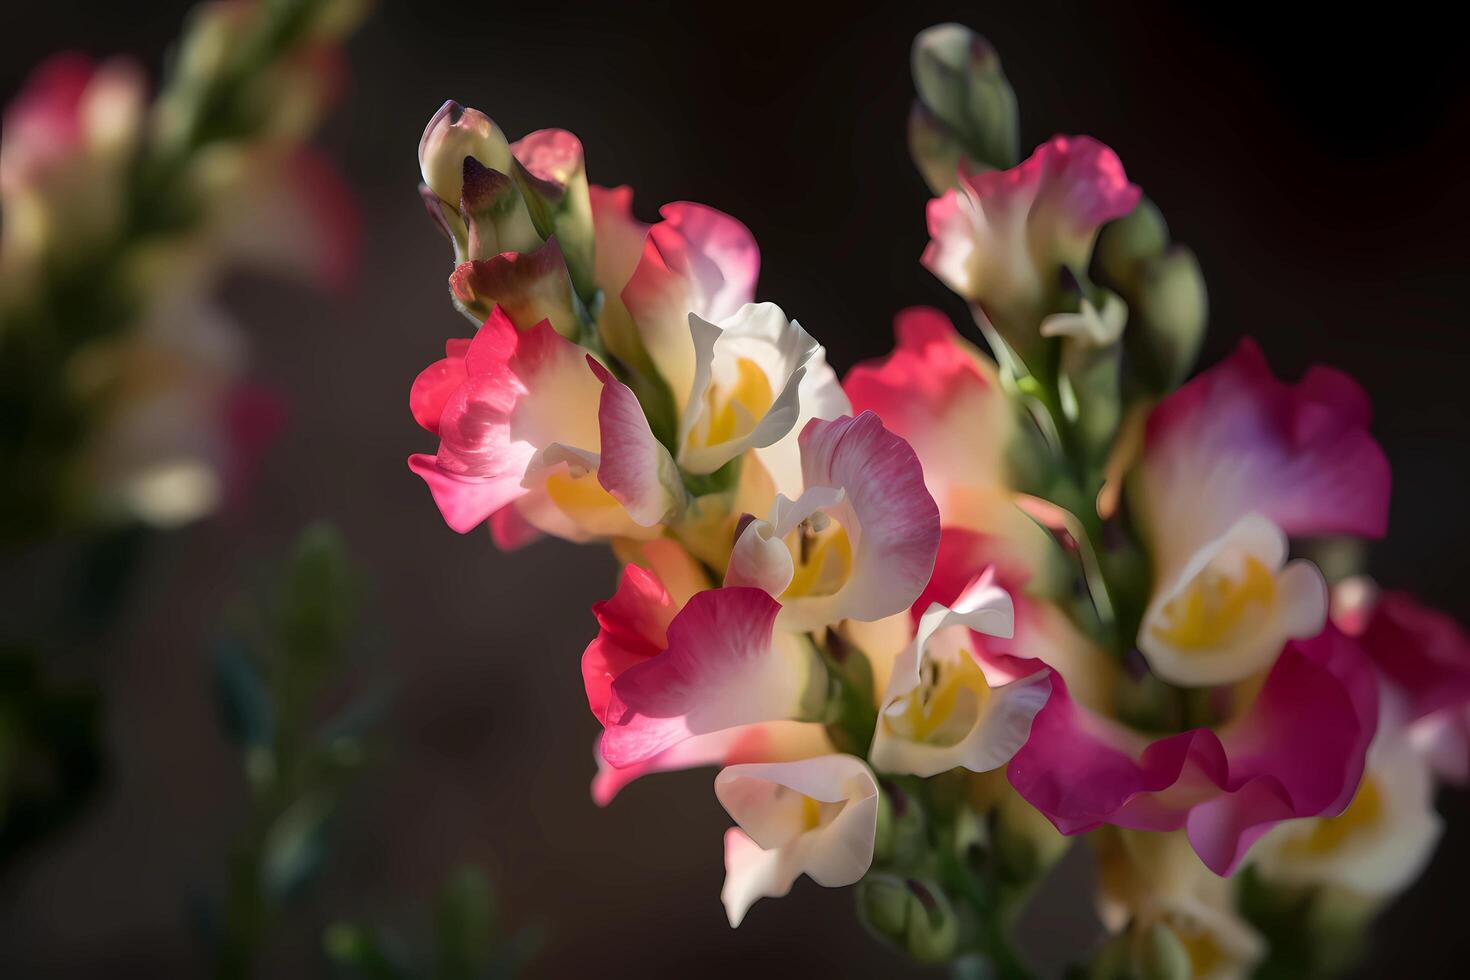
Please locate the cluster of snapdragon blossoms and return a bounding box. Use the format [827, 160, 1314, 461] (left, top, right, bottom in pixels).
[0, 1, 359, 539]
[405, 25, 1470, 976]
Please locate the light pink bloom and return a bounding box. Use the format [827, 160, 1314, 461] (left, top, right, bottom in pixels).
[723, 412, 941, 632]
[1132, 339, 1390, 686]
[717, 754, 879, 926]
[407, 307, 650, 541]
[844, 308, 1058, 577]
[589, 574, 823, 769]
[921, 135, 1139, 355]
[581, 561, 831, 804]
[620, 200, 760, 400]
[1007, 624, 1378, 876]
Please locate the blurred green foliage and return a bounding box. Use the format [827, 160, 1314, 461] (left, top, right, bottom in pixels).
[325, 866, 542, 980]
[206, 523, 387, 980]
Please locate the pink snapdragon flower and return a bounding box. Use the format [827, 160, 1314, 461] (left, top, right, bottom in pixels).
[844, 307, 1061, 586]
[592, 191, 848, 496]
[722, 412, 942, 632]
[588, 576, 825, 770]
[1131, 339, 1390, 687]
[921, 135, 1140, 360]
[408, 307, 654, 543]
[1007, 625, 1378, 876]
[581, 559, 833, 803]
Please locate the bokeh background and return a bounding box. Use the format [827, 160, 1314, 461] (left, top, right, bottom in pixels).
[2, 1, 1467, 976]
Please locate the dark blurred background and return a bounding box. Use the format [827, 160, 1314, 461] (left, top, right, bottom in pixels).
[2, 1, 1467, 976]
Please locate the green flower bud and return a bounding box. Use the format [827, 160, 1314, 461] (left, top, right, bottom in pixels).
[856, 874, 959, 964]
[873, 780, 929, 869]
[909, 24, 1019, 192]
[1095, 198, 1169, 292]
[1134, 246, 1207, 391]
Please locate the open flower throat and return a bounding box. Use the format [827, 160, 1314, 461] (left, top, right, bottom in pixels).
[781, 512, 852, 599]
[1152, 555, 1277, 652]
[696, 356, 775, 448]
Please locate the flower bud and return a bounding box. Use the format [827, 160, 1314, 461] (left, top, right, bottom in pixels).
[909, 24, 1019, 192]
[511, 128, 595, 299]
[418, 101, 515, 211]
[856, 874, 958, 963]
[1095, 198, 1207, 393]
[1133, 246, 1206, 390]
[1095, 198, 1169, 290]
[872, 780, 928, 868]
[459, 156, 541, 261]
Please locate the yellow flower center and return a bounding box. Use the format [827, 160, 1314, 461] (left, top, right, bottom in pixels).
[1283, 775, 1384, 857]
[1165, 917, 1227, 977]
[781, 521, 853, 599]
[889, 650, 991, 744]
[699, 357, 773, 447]
[800, 794, 823, 831]
[1151, 556, 1277, 651]
[545, 469, 621, 519]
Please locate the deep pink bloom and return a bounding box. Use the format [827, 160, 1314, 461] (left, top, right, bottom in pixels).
[1138, 338, 1390, 545]
[407, 307, 604, 535]
[1007, 627, 1378, 875]
[583, 564, 829, 791]
[843, 309, 1058, 575]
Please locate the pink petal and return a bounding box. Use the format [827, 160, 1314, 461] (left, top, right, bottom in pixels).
[408, 338, 471, 435]
[488, 503, 543, 550]
[795, 412, 941, 619]
[511, 127, 583, 189]
[589, 184, 650, 296]
[1007, 626, 1378, 875]
[587, 357, 682, 527]
[922, 135, 1140, 299]
[620, 200, 760, 395]
[582, 564, 678, 725]
[408, 309, 599, 534]
[591, 721, 829, 806]
[407, 452, 524, 535]
[601, 587, 798, 768]
[1359, 591, 1470, 720]
[1140, 338, 1390, 544]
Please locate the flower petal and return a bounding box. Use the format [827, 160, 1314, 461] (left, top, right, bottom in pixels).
[715, 754, 879, 925]
[587, 357, 683, 527]
[600, 588, 819, 767]
[1137, 338, 1390, 570]
[1008, 625, 1378, 875]
[408, 338, 470, 435]
[621, 201, 759, 401]
[591, 721, 833, 806]
[776, 413, 940, 631]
